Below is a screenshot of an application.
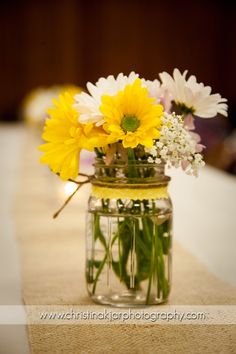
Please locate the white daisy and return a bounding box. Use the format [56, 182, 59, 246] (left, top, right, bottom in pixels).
[22, 86, 61, 124]
[141, 78, 172, 112]
[159, 68, 228, 118]
[22, 85, 82, 125]
[74, 72, 139, 126]
[142, 79, 160, 99]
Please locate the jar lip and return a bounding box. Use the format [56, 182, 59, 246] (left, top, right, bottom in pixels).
[93, 158, 166, 168]
[91, 177, 171, 187]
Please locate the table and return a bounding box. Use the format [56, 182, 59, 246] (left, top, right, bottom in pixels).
[0, 125, 30, 354]
[0, 124, 236, 354]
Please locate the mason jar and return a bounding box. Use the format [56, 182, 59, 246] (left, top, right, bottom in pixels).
[86, 158, 172, 307]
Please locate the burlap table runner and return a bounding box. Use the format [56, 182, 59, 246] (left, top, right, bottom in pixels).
[14, 129, 236, 353]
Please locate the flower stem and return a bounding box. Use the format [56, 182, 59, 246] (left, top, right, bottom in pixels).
[92, 254, 107, 294]
[53, 181, 88, 219]
[127, 148, 139, 179]
[145, 227, 155, 304]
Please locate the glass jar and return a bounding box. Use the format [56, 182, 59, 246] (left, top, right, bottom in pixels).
[86, 158, 172, 307]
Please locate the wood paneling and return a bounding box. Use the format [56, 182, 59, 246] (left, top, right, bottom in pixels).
[0, 0, 235, 125]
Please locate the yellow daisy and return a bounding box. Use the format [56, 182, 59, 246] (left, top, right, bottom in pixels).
[100, 79, 164, 149]
[60, 85, 83, 97]
[39, 92, 108, 180]
[22, 85, 83, 126]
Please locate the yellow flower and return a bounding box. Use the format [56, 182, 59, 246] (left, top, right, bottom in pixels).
[60, 85, 83, 97]
[39, 92, 108, 180]
[100, 79, 164, 148]
[22, 85, 83, 126]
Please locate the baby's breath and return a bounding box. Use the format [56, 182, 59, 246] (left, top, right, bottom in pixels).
[145, 113, 205, 176]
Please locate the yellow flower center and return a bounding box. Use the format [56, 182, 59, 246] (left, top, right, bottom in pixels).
[121, 115, 140, 132]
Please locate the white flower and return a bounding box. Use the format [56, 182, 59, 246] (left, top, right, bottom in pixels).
[145, 112, 205, 176]
[74, 72, 139, 126]
[22, 85, 82, 125]
[147, 156, 154, 163]
[159, 68, 228, 118]
[22, 86, 61, 124]
[155, 158, 162, 164]
[141, 78, 172, 112]
[145, 145, 158, 157]
[141, 79, 160, 99]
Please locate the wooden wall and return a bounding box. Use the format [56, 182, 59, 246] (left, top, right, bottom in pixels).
[0, 0, 235, 125]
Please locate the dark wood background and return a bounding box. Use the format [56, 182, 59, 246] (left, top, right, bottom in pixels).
[0, 0, 235, 128]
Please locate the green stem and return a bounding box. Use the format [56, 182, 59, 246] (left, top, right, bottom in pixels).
[118, 218, 122, 280]
[92, 214, 126, 293]
[142, 217, 152, 243]
[145, 230, 155, 304]
[145, 222, 170, 303]
[156, 226, 169, 299]
[127, 147, 136, 161]
[94, 147, 104, 158]
[94, 214, 107, 250]
[127, 148, 139, 179]
[155, 225, 161, 298]
[91, 213, 108, 294]
[92, 254, 107, 294]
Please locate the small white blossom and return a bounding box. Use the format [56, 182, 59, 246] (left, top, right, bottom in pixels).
[156, 141, 163, 149]
[146, 112, 205, 176]
[145, 146, 157, 157]
[155, 158, 162, 164]
[147, 156, 154, 163]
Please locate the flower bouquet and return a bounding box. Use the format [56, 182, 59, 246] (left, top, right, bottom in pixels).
[39, 70, 227, 306]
